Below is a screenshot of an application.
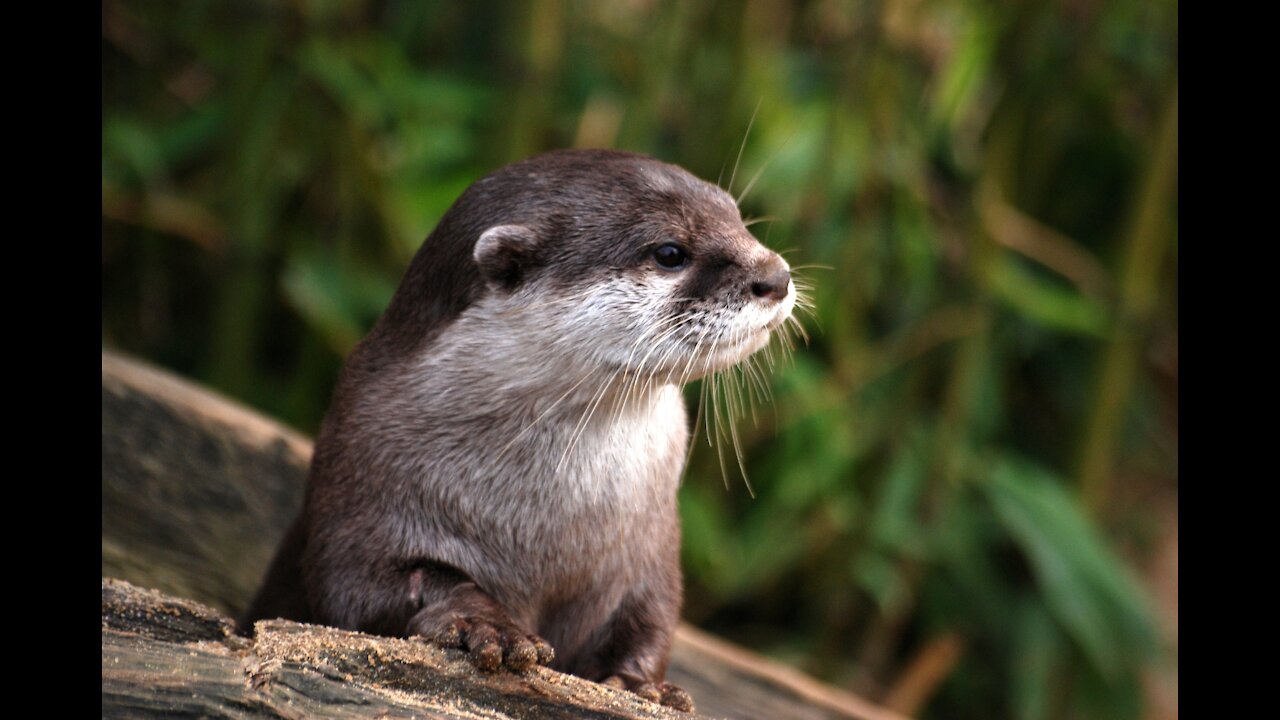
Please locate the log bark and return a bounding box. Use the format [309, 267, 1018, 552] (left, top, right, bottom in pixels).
[104, 577, 697, 719]
[101, 349, 909, 720]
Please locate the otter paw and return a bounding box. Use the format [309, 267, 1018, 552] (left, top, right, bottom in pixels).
[602, 675, 695, 713]
[433, 617, 555, 673]
[658, 683, 695, 713]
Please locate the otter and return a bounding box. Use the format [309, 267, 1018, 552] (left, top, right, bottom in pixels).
[242, 149, 797, 712]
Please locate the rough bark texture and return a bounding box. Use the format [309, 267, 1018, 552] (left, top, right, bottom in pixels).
[104, 577, 696, 719]
[101, 349, 909, 720]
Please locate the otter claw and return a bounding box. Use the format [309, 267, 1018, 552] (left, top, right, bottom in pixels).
[473, 640, 503, 671]
[504, 635, 539, 672]
[429, 617, 554, 673]
[659, 683, 695, 712]
[532, 636, 556, 665]
[633, 682, 662, 703]
[602, 675, 695, 712]
[434, 620, 464, 648]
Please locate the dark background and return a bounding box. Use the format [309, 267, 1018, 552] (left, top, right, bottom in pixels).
[102, 2, 1178, 718]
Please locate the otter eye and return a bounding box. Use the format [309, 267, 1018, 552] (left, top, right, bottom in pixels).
[653, 243, 688, 270]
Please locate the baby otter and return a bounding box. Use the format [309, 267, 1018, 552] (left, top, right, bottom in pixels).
[242, 149, 796, 711]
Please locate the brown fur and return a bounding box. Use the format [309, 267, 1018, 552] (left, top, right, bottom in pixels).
[242, 150, 792, 711]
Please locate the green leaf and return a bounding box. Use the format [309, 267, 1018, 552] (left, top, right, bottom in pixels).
[155, 102, 227, 169]
[928, 494, 1014, 631]
[983, 457, 1158, 679]
[102, 117, 167, 184]
[853, 551, 908, 613]
[678, 483, 733, 594]
[281, 251, 397, 356]
[1009, 599, 1062, 720]
[866, 431, 926, 556]
[929, 5, 996, 136]
[987, 256, 1109, 337]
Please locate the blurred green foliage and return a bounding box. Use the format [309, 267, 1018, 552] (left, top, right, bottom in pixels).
[102, 1, 1177, 718]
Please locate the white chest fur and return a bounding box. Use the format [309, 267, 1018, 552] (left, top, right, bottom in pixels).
[361, 295, 690, 625]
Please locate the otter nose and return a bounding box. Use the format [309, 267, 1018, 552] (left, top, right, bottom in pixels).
[750, 265, 791, 302]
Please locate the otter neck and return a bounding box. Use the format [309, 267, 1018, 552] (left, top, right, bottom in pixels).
[383, 293, 690, 505]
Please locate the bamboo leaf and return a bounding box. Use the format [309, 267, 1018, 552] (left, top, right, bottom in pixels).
[1009, 599, 1061, 720]
[987, 255, 1110, 337]
[281, 252, 396, 357]
[984, 457, 1158, 679]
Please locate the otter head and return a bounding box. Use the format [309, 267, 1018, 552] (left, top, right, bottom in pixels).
[465, 149, 796, 387]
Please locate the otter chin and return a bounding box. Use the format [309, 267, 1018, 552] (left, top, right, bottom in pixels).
[242, 149, 799, 713]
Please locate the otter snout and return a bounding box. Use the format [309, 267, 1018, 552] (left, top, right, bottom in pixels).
[750, 258, 791, 302]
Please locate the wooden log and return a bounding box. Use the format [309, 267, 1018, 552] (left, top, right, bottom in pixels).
[101, 349, 909, 720]
[104, 577, 695, 719]
[102, 350, 310, 616]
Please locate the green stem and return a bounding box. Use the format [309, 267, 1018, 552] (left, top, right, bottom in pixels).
[1078, 84, 1178, 515]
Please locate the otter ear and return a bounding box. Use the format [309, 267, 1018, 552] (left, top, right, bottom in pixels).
[474, 224, 539, 291]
